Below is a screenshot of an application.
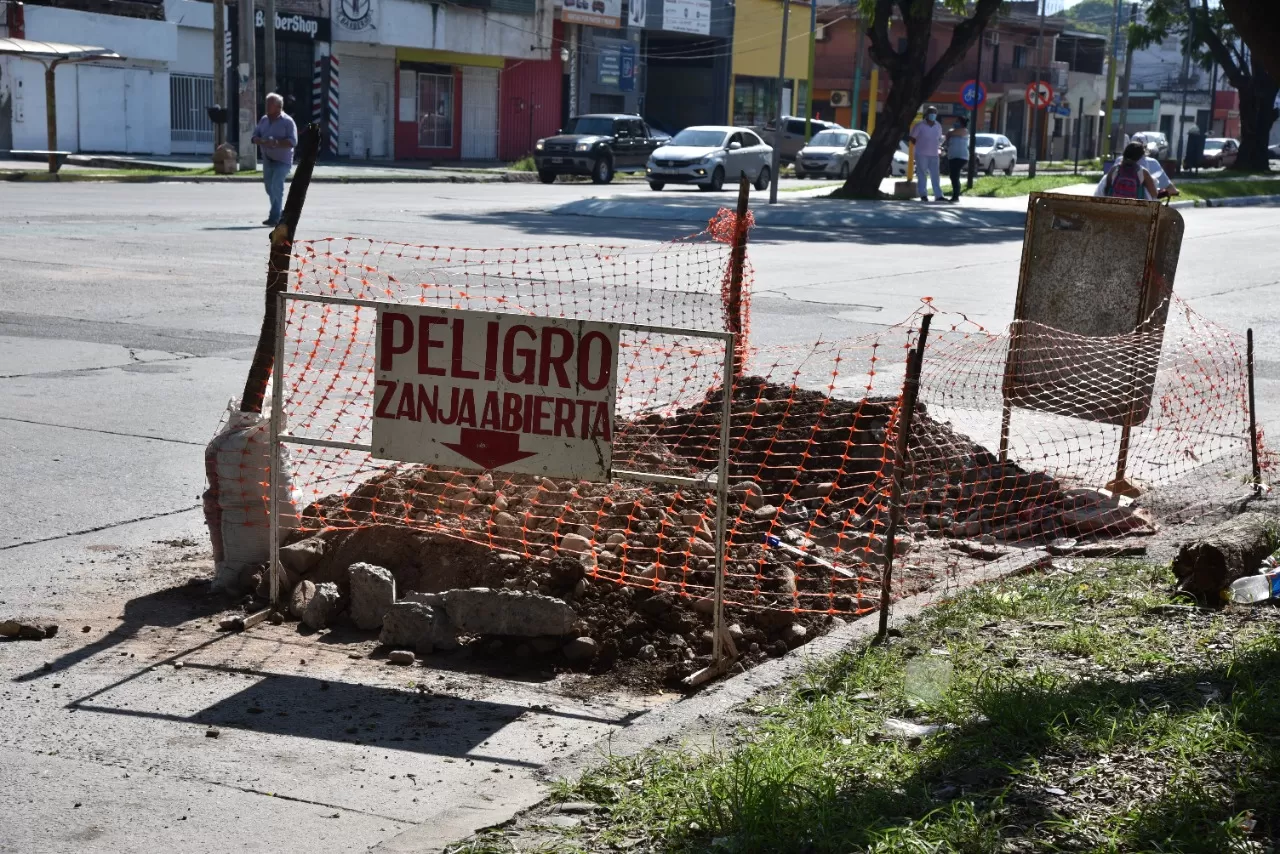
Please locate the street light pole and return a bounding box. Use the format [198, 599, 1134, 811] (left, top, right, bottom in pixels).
[1101, 0, 1122, 157]
[769, 0, 790, 204]
[805, 0, 816, 140]
[967, 23, 986, 189]
[237, 0, 257, 171]
[213, 0, 226, 148]
[1027, 0, 1046, 178]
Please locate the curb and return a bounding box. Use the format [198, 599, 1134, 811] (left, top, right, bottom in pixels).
[1170, 193, 1280, 209]
[1, 170, 541, 185]
[372, 547, 1052, 854]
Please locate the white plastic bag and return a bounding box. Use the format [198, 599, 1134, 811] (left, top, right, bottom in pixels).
[203, 399, 298, 590]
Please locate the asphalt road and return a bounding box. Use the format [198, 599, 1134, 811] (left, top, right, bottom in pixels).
[1, 179, 1277, 853]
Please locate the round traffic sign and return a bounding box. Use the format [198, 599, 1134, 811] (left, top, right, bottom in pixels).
[961, 80, 987, 109]
[1025, 80, 1054, 109]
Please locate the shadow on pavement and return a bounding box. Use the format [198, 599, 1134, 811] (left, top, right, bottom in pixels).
[427, 210, 1027, 247]
[11, 579, 231, 683]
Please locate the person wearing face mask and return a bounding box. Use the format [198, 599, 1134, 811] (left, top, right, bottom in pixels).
[909, 106, 945, 202]
[944, 116, 970, 203]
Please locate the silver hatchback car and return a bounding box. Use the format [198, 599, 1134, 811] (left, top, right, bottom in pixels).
[646, 126, 774, 192]
[795, 129, 870, 179]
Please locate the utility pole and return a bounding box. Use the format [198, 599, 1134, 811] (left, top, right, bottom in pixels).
[1027, 0, 1046, 178]
[263, 0, 277, 95]
[769, 0, 790, 204]
[237, 0, 257, 170]
[1102, 0, 1122, 157]
[1117, 2, 1137, 147]
[805, 0, 816, 139]
[213, 0, 226, 147]
[850, 18, 864, 129]
[968, 22, 986, 189]
[1176, 0, 1193, 163]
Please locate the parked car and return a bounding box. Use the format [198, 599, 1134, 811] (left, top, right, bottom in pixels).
[757, 115, 843, 164]
[1200, 137, 1239, 168]
[1271, 142, 1280, 160]
[534, 114, 664, 184]
[892, 140, 908, 176]
[646, 126, 774, 192]
[973, 133, 1018, 175]
[794, 129, 870, 179]
[1130, 131, 1170, 159]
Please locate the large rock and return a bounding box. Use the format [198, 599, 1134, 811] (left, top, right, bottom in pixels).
[280, 536, 326, 577]
[442, 588, 576, 637]
[348, 563, 396, 631]
[379, 601, 457, 653]
[290, 580, 316, 620]
[301, 582, 342, 630]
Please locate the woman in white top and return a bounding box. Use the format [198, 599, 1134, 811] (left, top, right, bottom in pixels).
[945, 117, 970, 203]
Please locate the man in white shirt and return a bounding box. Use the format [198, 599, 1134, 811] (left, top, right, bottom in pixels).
[909, 106, 945, 202]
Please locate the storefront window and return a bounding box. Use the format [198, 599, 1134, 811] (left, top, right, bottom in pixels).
[733, 76, 797, 126]
[417, 72, 454, 149]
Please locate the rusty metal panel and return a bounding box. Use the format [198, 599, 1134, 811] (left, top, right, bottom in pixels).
[1004, 193, 1184, 427]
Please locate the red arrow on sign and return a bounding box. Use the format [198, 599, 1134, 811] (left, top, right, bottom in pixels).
[443, 428, 537, 471]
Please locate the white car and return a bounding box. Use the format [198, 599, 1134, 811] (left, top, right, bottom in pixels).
[646, 126, 774, 192]
[794, 129, 870, 180]
[891, 140, 908, 176]
[974, 134, 1017, 175]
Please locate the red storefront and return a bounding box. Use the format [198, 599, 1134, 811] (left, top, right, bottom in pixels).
[393, 22, 565, 162]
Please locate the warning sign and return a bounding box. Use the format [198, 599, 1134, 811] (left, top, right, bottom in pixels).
[372, 306, 620, 481]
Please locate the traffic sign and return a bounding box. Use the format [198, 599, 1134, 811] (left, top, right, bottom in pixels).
[960, 80, 987, 109]
[1025, 80, 1054, 109]
[373, 306, 620, 481]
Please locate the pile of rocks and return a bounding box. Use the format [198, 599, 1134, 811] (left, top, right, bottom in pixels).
[286, 560, 592, 667]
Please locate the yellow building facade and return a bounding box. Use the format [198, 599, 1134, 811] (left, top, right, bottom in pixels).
[729, 0, 812, 125]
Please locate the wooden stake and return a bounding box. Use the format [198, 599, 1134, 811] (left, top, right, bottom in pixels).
[877, 314, 933, 643]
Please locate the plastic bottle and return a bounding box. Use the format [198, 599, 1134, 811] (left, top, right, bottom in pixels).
[1227, 568, 1280, 604]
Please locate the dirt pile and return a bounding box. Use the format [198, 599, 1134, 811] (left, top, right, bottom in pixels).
[278, 379, 1153, 689]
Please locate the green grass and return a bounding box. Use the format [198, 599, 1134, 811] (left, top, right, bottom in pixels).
[1173, 177, 1280, 202]
[1037, 158, 1105, 171]
[962, 174, 1094, 197]
[508, 155, 537, 172]
[461, 560, 1280, 853]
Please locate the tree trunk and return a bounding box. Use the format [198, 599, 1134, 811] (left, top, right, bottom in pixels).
[1233, 65, 1278, 172]
[1171, 511, 1279, 599]
[1220, 0, 1280, 86]
[836, 77, 924, 198]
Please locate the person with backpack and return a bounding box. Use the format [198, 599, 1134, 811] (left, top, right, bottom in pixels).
[1094, 141, 1161, 200]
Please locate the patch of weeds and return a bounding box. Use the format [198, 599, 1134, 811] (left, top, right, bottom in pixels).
[481, 559, 1280, 852]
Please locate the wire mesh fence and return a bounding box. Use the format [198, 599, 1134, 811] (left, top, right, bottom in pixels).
[256, 218, 1266, 636]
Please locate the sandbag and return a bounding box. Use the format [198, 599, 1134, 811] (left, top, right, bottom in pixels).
[203, 399, 298, 591]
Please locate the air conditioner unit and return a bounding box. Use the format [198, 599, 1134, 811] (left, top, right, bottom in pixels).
[815, 23, 827, 41]
[829, 90, 850, 107]
[985, 31, 999, 46]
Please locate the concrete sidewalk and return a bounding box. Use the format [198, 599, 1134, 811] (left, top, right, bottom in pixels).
[1, 151, 541, 183]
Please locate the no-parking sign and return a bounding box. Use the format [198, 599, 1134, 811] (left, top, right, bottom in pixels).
[1025, 80, 1054, 109]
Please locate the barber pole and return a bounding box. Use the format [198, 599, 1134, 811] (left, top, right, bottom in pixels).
[327, 54, 339, 155]
[312, 57, 324, 150]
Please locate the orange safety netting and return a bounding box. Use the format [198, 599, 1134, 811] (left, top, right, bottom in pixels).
[260, 223, 1266, 619]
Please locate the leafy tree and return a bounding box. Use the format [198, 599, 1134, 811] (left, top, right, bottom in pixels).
[1059, 0, 1119, 36]
[835, 0, 1003, 199]
[1219, 0, 1280, 91]
[1131, 0, 1276, 171]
